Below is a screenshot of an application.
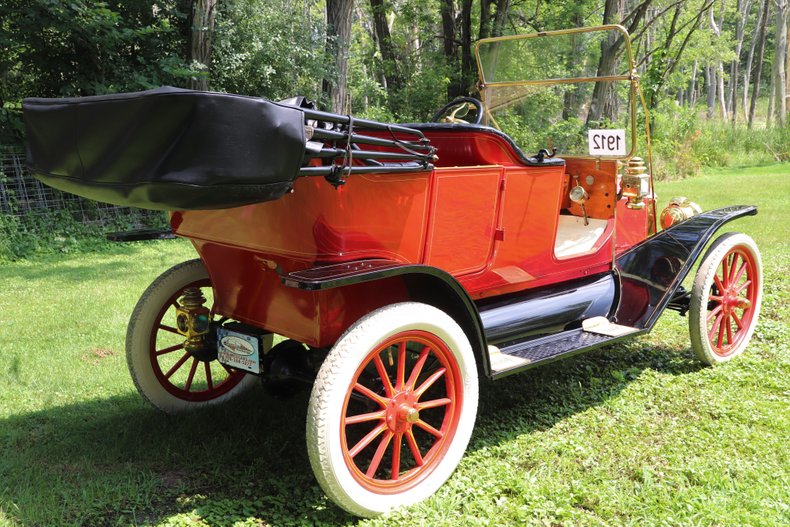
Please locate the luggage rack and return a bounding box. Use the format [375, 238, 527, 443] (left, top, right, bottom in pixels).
[295, 107, 438, 187]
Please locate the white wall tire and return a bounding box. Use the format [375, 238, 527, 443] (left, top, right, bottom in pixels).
[689, 233, 762, 365]
[306, 302, 479, 517]
[126, 259, 257, 413]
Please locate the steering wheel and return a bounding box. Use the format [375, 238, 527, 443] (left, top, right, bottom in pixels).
[430, 97, 484, 125]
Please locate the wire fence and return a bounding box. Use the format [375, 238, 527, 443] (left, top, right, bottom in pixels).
[0, 152, 166, 232]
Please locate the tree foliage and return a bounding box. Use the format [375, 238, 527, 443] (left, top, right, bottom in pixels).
[1, 1, 192, 98]
[210, 0, 328, 101]
[1, 0, 787, 146]
[1, 0, 195, 144]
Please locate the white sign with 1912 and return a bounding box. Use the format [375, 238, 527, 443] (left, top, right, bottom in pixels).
[588, 129, 626, 156]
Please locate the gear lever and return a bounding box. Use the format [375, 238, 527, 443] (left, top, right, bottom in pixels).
[569, 175, 589, 226]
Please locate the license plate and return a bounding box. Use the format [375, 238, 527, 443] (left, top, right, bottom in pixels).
[217, 327, 261, 374]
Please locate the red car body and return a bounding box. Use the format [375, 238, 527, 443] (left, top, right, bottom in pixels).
[174, 132, 653, 348]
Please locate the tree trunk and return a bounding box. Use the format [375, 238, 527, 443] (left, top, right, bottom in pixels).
[787, 23, 790, 120]
[369, 0, 402, 93]
[689, 60, 698, 106]
[646, 2, 682, 107]
[323, 0, 354, 113]
[440, 0, 461, 99]
[460, 0, 474, 95]
[772, 0, 788, 126]
[749, 0, 770, 128]
[439, 0, 455, 60]
[361, 63, 369, 110]
[563, 10, 585, 120]
[480, 0, 511, 41]
[717, 63, 728, 119]
[413, 25, 422, 72]
[706, 66, 716, 119]
[767, 78, 774, 126]
[787, 23, 790, 122]
[643, 10, 652, 75]
[492, 0, 511, 37]
[188, 0, 218, 90]
[587, 0, 652, 123]
[587, 0, 625, 124]
[479, 0, 493, 40]
[729, 0, 752, 123]
[743, 0, 767, 119]
[709, 8, 728, 120]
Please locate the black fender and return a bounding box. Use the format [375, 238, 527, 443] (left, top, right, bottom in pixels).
[613, 205, 757, 330]
[281, 260, 491, 376]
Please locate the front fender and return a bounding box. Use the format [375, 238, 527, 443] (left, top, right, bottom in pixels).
[613, 205, 757, 329]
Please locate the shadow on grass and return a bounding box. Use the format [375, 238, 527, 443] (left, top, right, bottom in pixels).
[0, 340, 702, 527]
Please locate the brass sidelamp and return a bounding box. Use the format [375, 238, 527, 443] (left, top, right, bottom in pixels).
[175, 287, 211, 353]
[622, 157, 651, 209]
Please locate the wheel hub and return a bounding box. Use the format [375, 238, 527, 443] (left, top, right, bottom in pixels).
[385, 391, 419, 434]
[401, 405, 420, 423]
[187, 336, 218, 362]
[720, 287, 752, 315]
[722, 291, 733, 314]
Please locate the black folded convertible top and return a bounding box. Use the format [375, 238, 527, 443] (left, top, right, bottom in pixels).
[23, 87, 306, 210]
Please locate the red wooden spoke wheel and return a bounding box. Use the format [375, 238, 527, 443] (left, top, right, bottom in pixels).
[690, 233, 762, 365]
[148, 278, 246, 402]
[341, 331, 462, 491]
[307, 302, 478, 517]
[126, 259, 257, 413]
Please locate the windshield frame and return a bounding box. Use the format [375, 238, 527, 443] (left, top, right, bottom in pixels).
[474, 24, 639, 160]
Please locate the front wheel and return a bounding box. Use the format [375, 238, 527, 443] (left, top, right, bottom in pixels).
[306, 302, 478, 516]
[126, 259, 258, 413]
[689, 233, 763, 365]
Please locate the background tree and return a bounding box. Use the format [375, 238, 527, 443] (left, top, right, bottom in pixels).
[188, 0, 218, 90]
[323, 0, 354, 112]
[772, 0, 788, 125]
[210, 0, 326, 100]
[369, 0, 402, 96]
[587, 0, 652, 124]
[748, 0, 771, 128]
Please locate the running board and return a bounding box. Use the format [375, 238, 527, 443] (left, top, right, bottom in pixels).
[489, 320, 644, 379]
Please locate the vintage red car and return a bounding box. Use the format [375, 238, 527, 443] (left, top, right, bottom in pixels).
[23, 26, 762, 516]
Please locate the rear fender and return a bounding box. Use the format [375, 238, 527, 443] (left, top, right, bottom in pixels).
[613, 205, 757, 329]
[282, 260, 490, 376]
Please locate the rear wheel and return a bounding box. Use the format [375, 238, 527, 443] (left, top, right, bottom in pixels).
[689, 233, 762, 365]
[126, 259, 257, 413]
[307, 302, 478, 516]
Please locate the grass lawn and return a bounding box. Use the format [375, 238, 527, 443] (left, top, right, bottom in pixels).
[1, 163, 788, 527]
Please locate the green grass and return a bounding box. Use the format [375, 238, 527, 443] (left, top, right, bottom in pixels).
[1, 164, 789, 526]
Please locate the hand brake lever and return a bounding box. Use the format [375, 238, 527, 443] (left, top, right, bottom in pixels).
[569, 175, 589, 226]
